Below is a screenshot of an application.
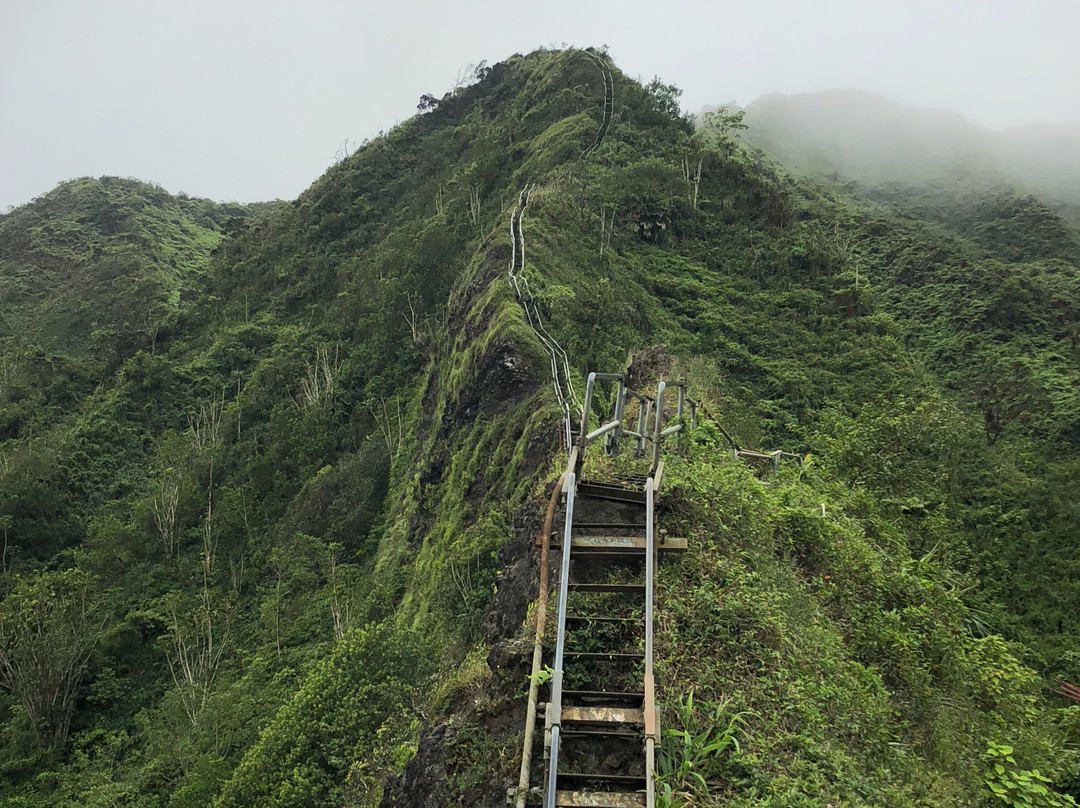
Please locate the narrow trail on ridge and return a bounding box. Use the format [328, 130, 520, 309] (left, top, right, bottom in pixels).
[508, 50, 614, 450]
[581, 51, 614, 160]
[509, 184, 577, 447]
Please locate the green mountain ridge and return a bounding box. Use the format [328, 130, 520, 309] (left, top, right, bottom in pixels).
[0, 177, 283, 362]
[0, 49, 1078, 808]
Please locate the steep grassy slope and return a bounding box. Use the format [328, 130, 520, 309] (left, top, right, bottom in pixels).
[0, 49, 1077, 808]
[736, 92, 1080, 670]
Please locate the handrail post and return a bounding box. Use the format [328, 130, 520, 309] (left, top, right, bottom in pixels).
[651, 382, 666, 475]
[608, 381, 628, 455]
[637, 399, 651, 458]
[544, 471, 576, 808]
[577, 373, 597, 450]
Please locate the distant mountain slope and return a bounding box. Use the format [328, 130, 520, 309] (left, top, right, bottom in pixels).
[0, 177, 281, 362]
[738, 89, 1080, 215]
[997, 122, 1080, 212]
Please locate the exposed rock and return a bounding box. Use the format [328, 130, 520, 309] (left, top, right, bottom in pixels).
[379, 725, 454, 808]
[625, 345, 673, 392]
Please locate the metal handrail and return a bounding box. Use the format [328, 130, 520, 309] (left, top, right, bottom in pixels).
[643, 476, 657, 808]
[538, 374, 695, 808]
[576, 372, 623, 449]
[543, 470, 576, 808]
[574, 374, 696, 471]
[650, 382, 666, 475]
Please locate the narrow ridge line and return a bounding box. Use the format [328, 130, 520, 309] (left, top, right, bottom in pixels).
[581, 50, 614, 160]
[508, 185, 575, 447]
[506, 51, 615, 453]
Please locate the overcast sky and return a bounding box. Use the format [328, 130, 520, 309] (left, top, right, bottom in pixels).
[3, 0, 1078, 210]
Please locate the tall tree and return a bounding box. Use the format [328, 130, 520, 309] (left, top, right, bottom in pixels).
[0, 569, 103, 746]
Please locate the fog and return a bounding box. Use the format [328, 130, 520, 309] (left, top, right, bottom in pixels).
[736, 90, 1080, 210]
[3, 0, 1078, 210]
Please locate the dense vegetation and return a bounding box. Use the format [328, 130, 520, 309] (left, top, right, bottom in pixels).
[0, 48, 1077, 807]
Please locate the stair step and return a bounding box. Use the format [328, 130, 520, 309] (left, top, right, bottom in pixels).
[572, 553, 647, 564]
[535, 724, 642, 739]
[558, 773, 647, 787]
[555, 790, 645, 807]
[575, 554, 646, 566]
[608, 474, 649, 484]
[567, 583, 645, 594]
[563, 689, 644, 703]
[565, 616, 640, 624]
[577, 482, 646, 504]
[555, 535, 687, 552]
[564, 651, 644, 661]
[562, 705, 645, 724]
[571, 522, 646, 530]
[561, 727, 642, 739]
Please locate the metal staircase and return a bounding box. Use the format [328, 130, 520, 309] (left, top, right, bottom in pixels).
[513, 374, 696, 808]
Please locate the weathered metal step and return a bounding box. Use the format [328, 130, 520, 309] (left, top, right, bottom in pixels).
[577, 482, 646, 504]
[572, 552, 647, 565]
[563, 689, 644, 703]
[558, 772, 646, 786]
[562, 705, 645, 724]
[565, 615, 640, 624]
[571, 522, 646, 530]
[555, 790, 645, 807]
[563, 651, 644, 661]
[554, 535, 687, 552]
[608, 474, 650, 484]
[561, 727, 641, 739]
[534, 723, 641, 739]
[567, 583, 645, 594]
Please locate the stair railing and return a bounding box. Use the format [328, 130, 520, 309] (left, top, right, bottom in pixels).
[536, 371, 697, 808]
[643, 474, 658, 808]
[575, 373, 697, 469]
[543, 470, 577, 808]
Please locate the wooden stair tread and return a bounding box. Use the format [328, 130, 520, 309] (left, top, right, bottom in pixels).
[560, 727, 642, 739]
[582, 475, 648, 485]
[555, 790, 645, 807]
[567, 583, 645, 594]
[577, 482, 647, 504]
[555, 535, 687, 551]
[558, 773, 646, 785]
[563, 651, 644, 659]
[562, 705, 644, 724]
[565, 615, 640, 623]
[562, 689, 644, 703]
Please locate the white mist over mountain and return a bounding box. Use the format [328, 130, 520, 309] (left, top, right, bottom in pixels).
[725, 90, 1080, 212]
